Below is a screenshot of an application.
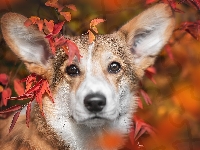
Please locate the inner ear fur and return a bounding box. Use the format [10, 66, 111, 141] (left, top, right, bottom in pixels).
[1, 13, 52, 76]
[119, 3, 175, 77]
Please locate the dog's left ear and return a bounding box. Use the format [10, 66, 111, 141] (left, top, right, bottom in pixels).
[119, 3, 175, 76]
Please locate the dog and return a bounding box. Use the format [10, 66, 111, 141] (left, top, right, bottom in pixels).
[0, 3, 175, 150]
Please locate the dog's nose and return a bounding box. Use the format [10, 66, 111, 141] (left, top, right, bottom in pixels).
[84, 93, 106, 112]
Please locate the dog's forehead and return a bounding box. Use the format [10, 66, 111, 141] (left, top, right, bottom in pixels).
[70, 32, 127, 58]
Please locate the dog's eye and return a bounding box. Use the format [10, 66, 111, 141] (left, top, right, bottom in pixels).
[66, 64, 80, 77]
[108, 62, 121, 74]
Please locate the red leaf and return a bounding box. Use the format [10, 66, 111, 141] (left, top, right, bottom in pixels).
[66, 40, 82, 64]
[53, 21, 65, 35]
[0, 105, 22, 114]
[139, 89, 152, 105]
[14, 78, 25, 96]
[0, 73, 9, 85]
[54, 36, 67, 47]
[138, 98, 143, 109]
[41, 80, 54, 103]
[26, 101, 32, 128]
[133, 116, 157, 141]
[146, 0, 158, 4]
[60, 12, 71, 22]
[180, 0, 200, 10]
[145, 67, 156, 84]
[66, 4, 77, 11]
[9, 111, 20, 133]
[179, 20, 200, 40]
[2, 88, 12, 106]
[163, 0, 184, 13]
[44, 19, 54, 33]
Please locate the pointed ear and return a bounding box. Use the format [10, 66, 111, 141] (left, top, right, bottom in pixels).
[119, 3, 175, 72]
[1, 13, 52, 75]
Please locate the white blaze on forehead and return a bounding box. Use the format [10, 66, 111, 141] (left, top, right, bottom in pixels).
[86, 42, 95, 76]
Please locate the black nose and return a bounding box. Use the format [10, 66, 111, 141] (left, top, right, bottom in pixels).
[84, 93, 106, 113]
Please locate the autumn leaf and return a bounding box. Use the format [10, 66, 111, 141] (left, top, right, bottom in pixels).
[66, 4, 77, 11]
[164, 0, 184, 13]
[132, 116, 157, 141]
[179, 0, 200, 10]
[0, 73, 9, 85]
[146, 0, 158, 4]
[0, 105, 22, 114]
[9, 111, 20, 133]
[138, 98, 143, 109]
[178, 20, 200, 40]
[65, 40, 82, 64]
[88, 30, 95, 44]
[139, 89, 152, 105]
[45, 0, 64, 12]
[60, 12, 71, 22]
[44, 19, 54, 33]
[2, 88, 12, 106]
[24, 18, 33, 27]
[90, 18, 105, 28]
[52, 21, 65, 35]
[14, 78, 25, 96]
[26, 101, 32, 128]
[145, 67, 156, 84]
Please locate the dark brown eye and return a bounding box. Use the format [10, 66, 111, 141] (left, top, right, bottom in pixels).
[66, 64, 80, 77]
[108, 62, 121, 74]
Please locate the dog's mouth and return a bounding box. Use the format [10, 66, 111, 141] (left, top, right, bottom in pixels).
[74, 115, 109, 127]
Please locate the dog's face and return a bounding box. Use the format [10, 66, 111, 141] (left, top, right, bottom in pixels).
[58, 33, 138, 127]
[1, 3, 175, 148]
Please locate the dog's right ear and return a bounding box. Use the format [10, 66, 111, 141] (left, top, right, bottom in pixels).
[1, 13, 52, 75]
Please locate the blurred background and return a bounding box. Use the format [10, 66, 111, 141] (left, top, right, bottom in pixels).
[1, 0, 200, 149]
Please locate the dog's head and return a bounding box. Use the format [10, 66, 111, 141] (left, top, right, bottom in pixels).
[1, 3, 175, 148]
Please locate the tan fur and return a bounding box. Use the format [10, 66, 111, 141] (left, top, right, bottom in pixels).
[0, 3, 175, 150]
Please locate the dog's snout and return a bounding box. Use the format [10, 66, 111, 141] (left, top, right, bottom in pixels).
[84, 93, 106, 112]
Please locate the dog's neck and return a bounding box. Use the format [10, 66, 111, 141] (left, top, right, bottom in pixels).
[34, 99, 132, 150]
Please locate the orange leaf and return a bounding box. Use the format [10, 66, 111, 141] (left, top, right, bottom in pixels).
[90, 18, 105, 28]
[88, 30, 95, 44]
[60, 12, 71, 22]
[24, 19, 33, 27]
[91, 26, 98, 33]
[14, 78, 25, 96]
[66, 4, 77, 11]
[44, 19, 54, 33]
[45, 0, 64, 12]
[2, 88, 12, 106]
[36, 19, 44, 31]
[29, 16, 40, 24]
